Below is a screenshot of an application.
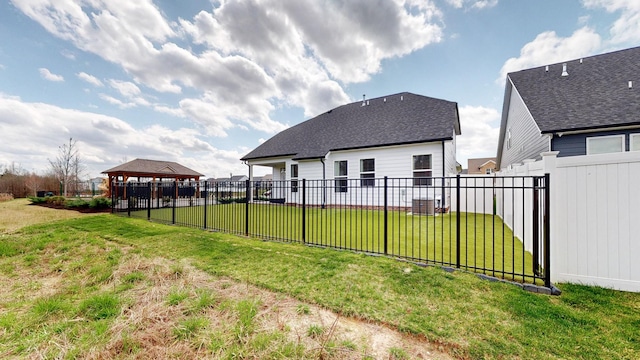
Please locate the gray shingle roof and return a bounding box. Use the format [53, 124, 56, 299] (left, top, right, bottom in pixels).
[102, 158, 203, 177]
[241, 92, 460, 161]
[509, 46, 640, 133]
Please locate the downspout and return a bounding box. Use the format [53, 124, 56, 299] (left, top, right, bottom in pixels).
[320, 157, 326, 209]
[441, 141, 446, 209]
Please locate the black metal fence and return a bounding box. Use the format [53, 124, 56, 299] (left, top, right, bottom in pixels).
[112, 175, 550, 287]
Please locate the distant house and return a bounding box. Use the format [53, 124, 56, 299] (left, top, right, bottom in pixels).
[241, 92, 461, 207]
[467, 157, 497, 174]
[496, 46, 640, 170]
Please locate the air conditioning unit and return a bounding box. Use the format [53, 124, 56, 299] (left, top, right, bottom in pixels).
[412, 198, 434, 215]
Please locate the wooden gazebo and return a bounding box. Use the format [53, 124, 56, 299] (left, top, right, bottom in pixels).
[102, 158, 204, 198]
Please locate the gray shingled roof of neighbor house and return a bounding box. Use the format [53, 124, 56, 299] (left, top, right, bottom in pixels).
[102, 158, 204, 177]
[508, 46, 640, 133]
[241, 92, 461, 161]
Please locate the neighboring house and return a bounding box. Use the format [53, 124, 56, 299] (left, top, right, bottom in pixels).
[496, 46, 640, 169]
[467, 157, 497, 174]
[241, 92, 461, 207]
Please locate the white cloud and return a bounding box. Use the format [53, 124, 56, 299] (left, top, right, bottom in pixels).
[456, 105, 501, 165]
[497, 27, 602, 83]
[107, 79, 140, 98]
[98, 93, 136, 109]
[61, 49, 76, 60]
[12, 0, 443, 136]
[583, 0, 640, 44]
[0, 95, 245, 177]
[446, 0, 498, 9]
[38, 68, 64, 82]
[472, 0, 498, 9]
[77, 72, 104, 87]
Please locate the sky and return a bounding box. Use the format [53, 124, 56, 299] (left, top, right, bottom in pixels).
[1, 0, 639, 179]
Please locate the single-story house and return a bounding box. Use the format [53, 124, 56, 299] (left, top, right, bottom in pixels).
[241, 92, 461, 207]
[497, 46, 640, 169]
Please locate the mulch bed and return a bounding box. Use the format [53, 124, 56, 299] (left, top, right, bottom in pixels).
[30, 203, 111, 213]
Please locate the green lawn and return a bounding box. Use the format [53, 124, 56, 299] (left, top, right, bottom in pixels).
[1, 213, 638, 359]
[129, 203, 539, 283]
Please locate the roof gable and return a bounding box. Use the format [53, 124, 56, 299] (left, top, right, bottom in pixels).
[242, 92, 460, 161]
[508, 46, 640, 133]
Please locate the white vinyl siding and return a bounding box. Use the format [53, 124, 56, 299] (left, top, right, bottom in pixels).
[325, 142, 444, 179]
[499, 83, 550, 169]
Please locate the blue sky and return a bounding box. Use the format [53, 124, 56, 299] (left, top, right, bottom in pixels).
[0, 0, 639, 179]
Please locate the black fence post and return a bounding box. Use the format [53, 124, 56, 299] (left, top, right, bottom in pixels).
[203, 180, 208, 230]
[245, 180, 250, 236]
[456, 174, 461, 268]
[111, 180, 115, 214]
[383, 176, 388, 255]
[532, 177, 540, 275]
[544, 173, 551, 288]
[127, 184, 131, 217]
[172, 181, 177, 225]
[147, 181, 151, 220]
[302, 179, 306, 244]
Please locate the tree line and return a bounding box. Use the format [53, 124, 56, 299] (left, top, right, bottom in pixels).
[1, 138, 92, 198]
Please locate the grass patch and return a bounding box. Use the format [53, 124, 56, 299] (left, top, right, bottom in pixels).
[1, 203, 639, 359]
[79, 293, 120, 320]
[167, 288, 190, 306]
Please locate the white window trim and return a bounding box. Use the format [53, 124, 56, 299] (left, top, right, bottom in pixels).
[334, 160, 348, 193]
[290, 164, 298, 193]
[586, 134, 625, 155]
[360, 158, 375, 187]
[630, 133, 640, 152]
[412, 154, 433, 186]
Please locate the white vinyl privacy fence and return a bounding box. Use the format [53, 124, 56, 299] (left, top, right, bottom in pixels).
[488, 151, 640, 292]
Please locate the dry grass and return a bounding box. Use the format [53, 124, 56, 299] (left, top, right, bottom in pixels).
[0, 198, 98, 233]
[88, 255, 451, 359]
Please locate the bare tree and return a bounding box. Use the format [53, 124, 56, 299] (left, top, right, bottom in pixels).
[24, 171, 42, 197]
[49, 138, 83, 197]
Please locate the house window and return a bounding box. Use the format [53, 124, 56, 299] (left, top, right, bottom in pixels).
[586, 135, 624, 155]
[485, 168, 493, 174]
[631, 133, 640, 151]
[334, 160, 347, 193]
[413, 155, 432, 186]
[360, 158, 375, 187]
[291, 164, 298, 193]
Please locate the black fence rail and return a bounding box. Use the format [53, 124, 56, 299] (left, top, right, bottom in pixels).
[112, 175, 550, 287]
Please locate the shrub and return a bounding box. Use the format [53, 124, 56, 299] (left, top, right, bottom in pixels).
[46, 196, 66, 206]
[65, 199, 90, 209]
[28, 196, 47, 204]
[0, 193, 13, 202]
[89, 197, 111, 209]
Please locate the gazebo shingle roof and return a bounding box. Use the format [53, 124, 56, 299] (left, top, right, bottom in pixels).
[102, 159, 203, 178]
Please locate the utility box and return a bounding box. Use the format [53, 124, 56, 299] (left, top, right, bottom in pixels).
[412, 198, 434, 215]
